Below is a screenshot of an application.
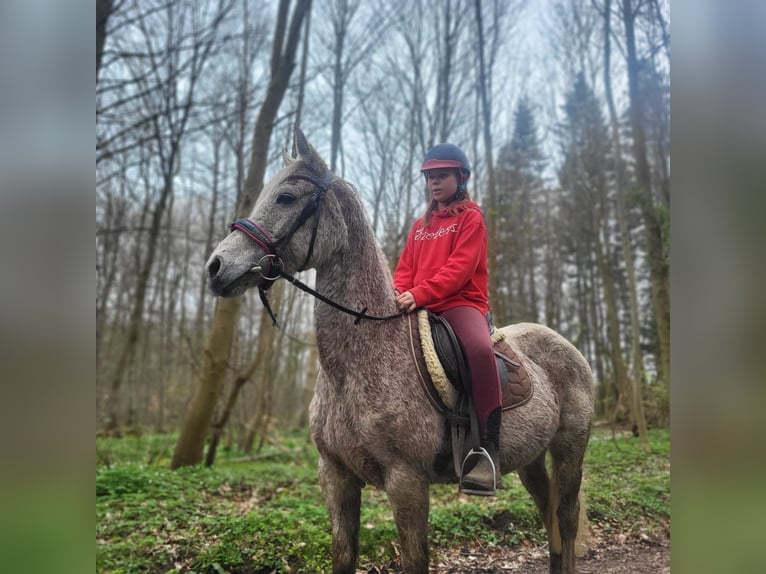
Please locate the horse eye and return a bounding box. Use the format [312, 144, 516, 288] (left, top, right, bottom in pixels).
[276, 193, 296, 205]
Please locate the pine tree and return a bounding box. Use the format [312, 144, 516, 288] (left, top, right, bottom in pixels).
[495, 97, 546, 324]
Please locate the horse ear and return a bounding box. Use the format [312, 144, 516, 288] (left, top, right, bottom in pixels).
[294, 127, 311, 159]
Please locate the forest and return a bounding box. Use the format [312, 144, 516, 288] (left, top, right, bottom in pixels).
[96, 0, 670, 461]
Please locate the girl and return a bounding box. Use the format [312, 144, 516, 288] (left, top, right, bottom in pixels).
[394, 143, 502, 495]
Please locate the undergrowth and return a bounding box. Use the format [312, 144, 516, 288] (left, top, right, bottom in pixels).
[96, 427, 670, 573]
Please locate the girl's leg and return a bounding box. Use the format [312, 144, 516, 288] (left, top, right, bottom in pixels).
[439, 306, 502, 439]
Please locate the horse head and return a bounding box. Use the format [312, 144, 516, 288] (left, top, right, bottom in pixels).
[206, 128, 349, 297]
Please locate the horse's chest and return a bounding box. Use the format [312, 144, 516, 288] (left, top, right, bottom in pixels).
[310, 384, 414, 487]
[312, 408, 385, 485]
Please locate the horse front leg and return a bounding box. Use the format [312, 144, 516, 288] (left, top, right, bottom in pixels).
[319, 456, 364, 574]
[385, 466, 430, 574]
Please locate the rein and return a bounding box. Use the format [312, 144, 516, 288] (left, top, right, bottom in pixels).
[230, 170, 403, 327]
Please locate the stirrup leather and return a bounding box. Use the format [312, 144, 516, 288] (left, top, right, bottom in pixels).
[458, 447, 497, 496]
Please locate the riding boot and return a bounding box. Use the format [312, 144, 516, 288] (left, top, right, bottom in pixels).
[460, 408, 502, 496]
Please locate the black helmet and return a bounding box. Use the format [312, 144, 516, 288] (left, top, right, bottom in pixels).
[421, 143, 471, 178]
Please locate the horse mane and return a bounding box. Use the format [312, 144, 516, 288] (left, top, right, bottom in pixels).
[286, 136, 392, 277]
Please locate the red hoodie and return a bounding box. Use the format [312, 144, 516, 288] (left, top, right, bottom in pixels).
[393, 201, 489, 314]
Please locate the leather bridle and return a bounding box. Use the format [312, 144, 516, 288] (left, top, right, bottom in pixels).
[228, 169, 402, 327]
[230, 170, 334, 276]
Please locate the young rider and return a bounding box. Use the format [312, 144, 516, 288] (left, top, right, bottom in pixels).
[393, 143, 502, 495]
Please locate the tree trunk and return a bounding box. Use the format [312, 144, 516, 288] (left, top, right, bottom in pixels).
[594, 232, 631, 422]
[438, 0, 454, 142]
[96, 0, 114, 81]
[195, 135, 223, 349]
[171, 0, 312, 470]
[105, 172, 175, 433]
[606, 0, 649, 446]
[622, 0, 670, 413]
[205, 356, 259, 467]
[474, 0, 499, 313]
[293, 5, 312, 133]
[172, 296, 244, 468]
[329, 1, 346, 172]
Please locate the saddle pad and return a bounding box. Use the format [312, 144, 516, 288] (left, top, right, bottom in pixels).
[491, 330, 534, 411]
[415, 311, 458, 410]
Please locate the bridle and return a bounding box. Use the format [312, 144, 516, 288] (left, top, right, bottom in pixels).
[231, 170, 332, 273]
[229, 169, 403, 327]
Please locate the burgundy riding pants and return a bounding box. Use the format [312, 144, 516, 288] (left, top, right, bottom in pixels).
[439, 305, 502, 439]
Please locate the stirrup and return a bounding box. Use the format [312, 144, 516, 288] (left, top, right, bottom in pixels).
[458, 447, 497, 496]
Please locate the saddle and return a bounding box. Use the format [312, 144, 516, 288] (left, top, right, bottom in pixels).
[409, 310, 533, 413]
[407, 310, 533, 479]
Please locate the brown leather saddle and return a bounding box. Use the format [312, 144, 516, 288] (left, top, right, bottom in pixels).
[408, 311, 533, 415]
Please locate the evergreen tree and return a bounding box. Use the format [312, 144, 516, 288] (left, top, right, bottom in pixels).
[495, 97, 546, 324]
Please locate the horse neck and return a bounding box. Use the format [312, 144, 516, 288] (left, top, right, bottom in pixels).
[316, 221, 395, 320]
[313, 210, 400, 365]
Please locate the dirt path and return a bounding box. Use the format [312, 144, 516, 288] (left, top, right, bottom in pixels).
[362, 535, 670, 573]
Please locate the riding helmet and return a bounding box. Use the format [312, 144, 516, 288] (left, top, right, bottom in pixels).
[420, 143, 471, 178]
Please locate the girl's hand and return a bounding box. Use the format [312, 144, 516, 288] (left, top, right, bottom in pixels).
[395, 290, 417, 313]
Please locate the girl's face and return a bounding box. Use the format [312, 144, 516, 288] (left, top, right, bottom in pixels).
[424, 169, 459, 207]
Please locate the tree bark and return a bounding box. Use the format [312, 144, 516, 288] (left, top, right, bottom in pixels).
[329, 0, 347, 172]
[293, 4, 312, 133]
[604, 0, 649, 446]
[622, 0, 670, 404]
[96, 0, 114, 81]
[171, 0, 312, 470]
[474, 0, 499, 313]
[205, 355, 260, 467]
[438, 0, 454, 142]
[172, 296, 244, 468]
[594, 231, 631, 421]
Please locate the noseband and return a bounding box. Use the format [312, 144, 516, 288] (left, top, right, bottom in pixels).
[228, 169, 402, 327]
[230, 169, 334, 276]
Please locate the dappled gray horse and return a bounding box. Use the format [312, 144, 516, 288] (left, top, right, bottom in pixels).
[206, 129, 594, 574]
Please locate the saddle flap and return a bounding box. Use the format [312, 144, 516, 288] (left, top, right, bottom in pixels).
[428, 313, 471, 391]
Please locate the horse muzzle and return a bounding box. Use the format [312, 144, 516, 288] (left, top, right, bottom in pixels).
[206, 250, 267, 297]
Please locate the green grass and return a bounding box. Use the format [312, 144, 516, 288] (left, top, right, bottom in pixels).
[96, 428, 670, 573]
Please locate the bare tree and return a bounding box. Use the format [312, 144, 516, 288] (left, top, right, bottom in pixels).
[621, 0, 670, 399]
[94, 0, 670, 437]
[102, 0, 232, 433]
[473, 0, 499, 313]
[472, 0, 524, 314]
[171, 0, 312, 470]
[315, 0, 390, 173]
[599, 0, 649, 447]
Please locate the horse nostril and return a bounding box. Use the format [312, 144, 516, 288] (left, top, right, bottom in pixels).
[207, 256, 222, 279]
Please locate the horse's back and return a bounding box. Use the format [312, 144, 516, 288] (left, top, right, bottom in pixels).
[498, 322, 594, 401]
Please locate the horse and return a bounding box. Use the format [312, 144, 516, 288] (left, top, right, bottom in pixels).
[206, 129, 594, 574]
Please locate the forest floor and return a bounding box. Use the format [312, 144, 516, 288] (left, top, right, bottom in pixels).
[420, 534, 670, 574]
[97, 427, 670, 574]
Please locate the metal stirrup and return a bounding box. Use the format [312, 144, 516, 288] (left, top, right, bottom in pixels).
[458, 447, 497, 496]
